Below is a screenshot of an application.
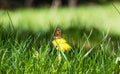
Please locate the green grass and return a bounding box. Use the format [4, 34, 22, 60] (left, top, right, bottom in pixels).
[0, 2, 120, 74]
[0, 25, 120, 74]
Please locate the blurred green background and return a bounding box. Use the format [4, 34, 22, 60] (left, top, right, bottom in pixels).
[0, 0, 120, 35]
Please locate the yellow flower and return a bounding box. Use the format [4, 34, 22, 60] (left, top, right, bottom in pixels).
[52, 38, 71, 52]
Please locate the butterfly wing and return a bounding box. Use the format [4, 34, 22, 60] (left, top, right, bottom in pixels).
[54, 28, 62, 38]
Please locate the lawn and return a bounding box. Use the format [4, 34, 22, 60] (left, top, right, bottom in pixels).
[0, 2, 120, 74]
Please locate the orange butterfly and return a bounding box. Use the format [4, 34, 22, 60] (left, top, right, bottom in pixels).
[54, 28, 62, 38]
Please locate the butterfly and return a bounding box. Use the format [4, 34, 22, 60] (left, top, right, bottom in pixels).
[54, 28, 62, 38]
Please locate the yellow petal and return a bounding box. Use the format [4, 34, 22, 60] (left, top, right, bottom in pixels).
[52, 38, 71, 52]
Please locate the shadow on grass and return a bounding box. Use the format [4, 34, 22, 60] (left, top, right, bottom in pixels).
[0, 24, 120, 51]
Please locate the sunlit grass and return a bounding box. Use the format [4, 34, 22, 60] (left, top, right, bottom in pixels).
[0, 25, 119, 73]
[0, 2, 120, 35]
